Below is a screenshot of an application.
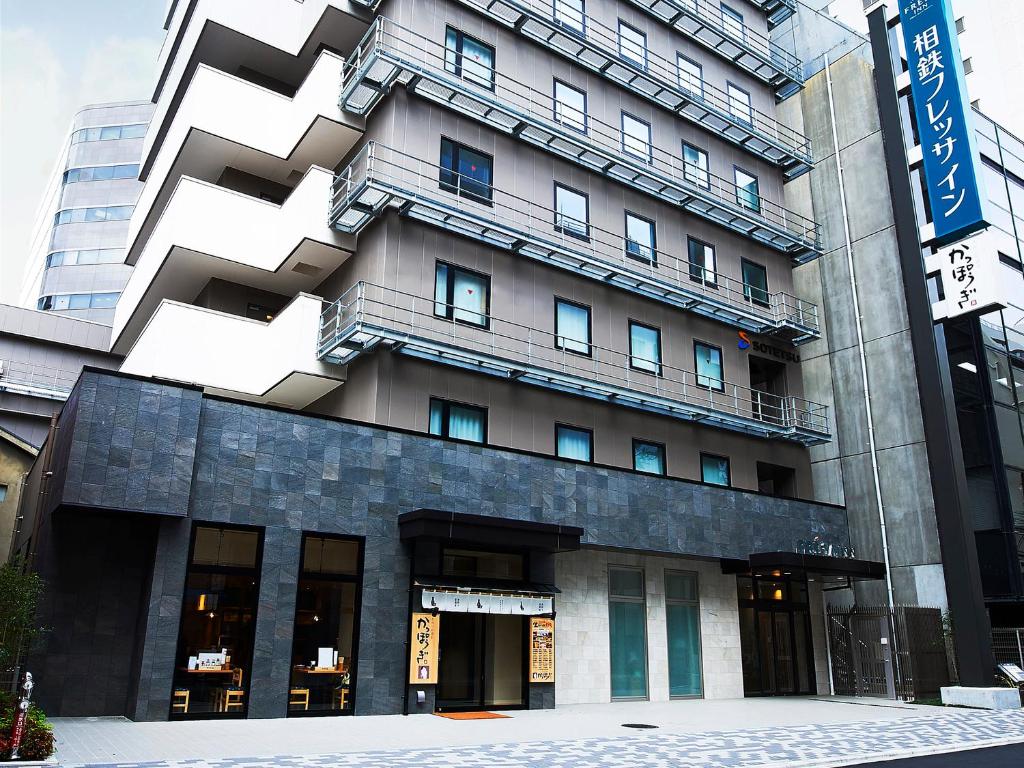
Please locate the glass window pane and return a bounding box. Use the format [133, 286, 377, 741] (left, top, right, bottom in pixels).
[556, 425, 592, 461]
[625, 213, 656, 263]
[630, 322, 661, 374]
[448, 403, 485, 442]
[92, 165, 114, 181]
[622, 113, 652, 162]
[554, 185, 589, 239]
[68, 294, 91, 309]
[434, 263, 449, 317]
[618, 21, 647, 69]
[609, 567, 644, 598]
[683, 143, 710, 189]
[665, 571, 697, 601]
[742, 260, 769, 306]
[303, 536, 360, 576]
[90, 292, 119, 308]
[728, 84, 753, 125]
[457, 147, 492, 201]
[554, 0, 585, 33]
[677, 55, 703, 97]
[53, 295, 70, 310]
[701, 454, 730, 486]
[461, 36, 494, 89]
[695, 343, 723, 390]
[120, 123, 147, 139]
[554, 80, 587, 133]
[452, 268, 488, 326]
[99, 126, 120, 140]
[688, 239, 716, 284]
[443, 549, 523, 580]
[633, 441, 665, 475]
[721, 4, 745, 40]
[429, 399, 445, 435]
[667, 602, 702, 696]
[735, 168, 760, 212]
[555, 300, 591, 354]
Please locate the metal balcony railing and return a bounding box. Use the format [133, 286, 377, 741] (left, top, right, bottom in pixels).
[330, 142, 820, 342]
[448, 0, 812, 179]
[756, 0, 797, 30]
[0, 360, 77, 401]
[318, 282, 831, 444]
[622, 0, 803, 99]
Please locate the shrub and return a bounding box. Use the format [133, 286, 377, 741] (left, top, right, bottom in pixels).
[0, 691, 55, 761]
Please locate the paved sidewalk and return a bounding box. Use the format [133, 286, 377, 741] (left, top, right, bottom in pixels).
[53, 698, 1024, 768]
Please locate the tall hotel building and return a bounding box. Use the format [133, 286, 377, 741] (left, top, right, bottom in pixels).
[16, 0, 885, 720]
[18, 101, 154, 324]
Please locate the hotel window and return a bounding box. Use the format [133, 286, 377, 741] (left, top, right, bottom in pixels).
[553, 79, 587, 133]
[554, 183, 590, 240]
[632, 440, 666, 476]
[694, 341, 724, 391]
[621, 112, 652, 163]
[556, 424, 593, 462]
[687, 237, 716, 286]
[439, 139, 493, 204]
[434, 262, 490, 327]
[624, 212, 657, 264]
[617, 21, 648, 70]
[429, 398, 487, 444]
[742, 259, 770, 307]
[70, 122, 147, 144]
[555, 298, 592, 355]
[727, 83, 753, 125]
[700, 453, 731, 486]
[735, 167, 761, 213]
[37, 291, 120, 311]
[553, 0, 585, 34]
[171, 525, 262, 719]
[629, 320, 662, 375]
[288, 535, 362, 716]
[683, 143, 710, 190]
[444, 27, 495, 90]
[53, 204, 134, 226]
[46, 248, 123, 268]
[608, 567, 648, 700]
[677, 54, 703, 98]
[63, 163, 139, 183]
[665, 571, 702, 697]
[720, 4, 745, 40]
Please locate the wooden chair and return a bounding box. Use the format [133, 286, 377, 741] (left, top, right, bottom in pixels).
[231, 667, 244, 687]
[334, 686, 349, 710]
[220, 687, 245, 713]
[171, 688, 189, 714]
[289, 687, 310, 711]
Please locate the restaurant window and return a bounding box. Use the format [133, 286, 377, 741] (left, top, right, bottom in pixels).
[171, 525, 262, 719]
[609, 567, 648, 700]
[617, 21, 648, 70]
[553, 0, 585, 34]
[439, 138, 493, 204]
[683, 143, 710, 190]
[720, 4, 745, 40]
[443, 548, 524, 581]
[555, 298, 592, 355]
[444, 27, 495, 90]
[701, 453, 730, 486]
[633, 440, 666, 476]
[554, 183, 590, 240]
[556, 424, 593, 462]
[621, 112, 652, 163]
[553, 79, 587, 133]
[625, 212, 657, 264]
[688, 237, 717, 286]
[288, 535, 362, 716]
[694, 341, 724, 391]
[727, 82, 753, 126]
[735, 167, 761, 213]
[677, 55, 703, 98]
[665, 570, 702, 697]
[434, 262, 489, 327]
[742, 259, 769, 307]
[629, 320, 661, 375]
[429, 398, 487, 444]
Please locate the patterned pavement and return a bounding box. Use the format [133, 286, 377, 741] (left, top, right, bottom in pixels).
[63, 709, 1024, 768]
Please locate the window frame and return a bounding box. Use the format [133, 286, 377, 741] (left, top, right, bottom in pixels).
[741, 258, 770, 308]
[553, 182, 591, 241]
[734, 165, 761, 213]
[726, 81, 753, 126]
[664, 569, 703, 699]
[720, 3, 746, 40]
[624, 211, 657, 265]
[553, 0, 586, 35]
[682, 142, 711, 190]
[694, 340, 725, 393]
[607, 565, 649, 701]
[617, 20, 648, 70]
[439, 137, 494, 205]
[433, 261, 491, 329]
[621, 111, 653, 164]
[428, 397, 489, 444]
[687, 236, 717, 287]
[700, 452, 731, 487]
[628, 319, 663, 376]
[632, 438, 667, 476]
[554, 296, 593, 357]
[444, 26, 496, 91]
[676, 53, 704, 98]
[555, 423, 595, 463]
[553, 78, 588, 134]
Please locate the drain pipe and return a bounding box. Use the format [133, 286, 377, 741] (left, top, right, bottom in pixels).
[824, 54, 901, 690]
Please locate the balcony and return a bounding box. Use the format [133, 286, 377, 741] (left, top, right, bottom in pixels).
[330, 142, 820, 342]
[121, 296, 344, 408]
[623, 0, 803, 99]
[318, 283, 831, 445]
[756, 0, 797, 30]
[0, 360, 77, 401]
[448, 0, 812, 179]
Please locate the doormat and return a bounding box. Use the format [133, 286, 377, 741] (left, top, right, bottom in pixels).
[435, 711, 511, 720]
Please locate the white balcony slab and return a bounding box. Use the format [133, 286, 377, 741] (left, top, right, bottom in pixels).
[113, 167, 353, 355]
[121, 296, 344, 408]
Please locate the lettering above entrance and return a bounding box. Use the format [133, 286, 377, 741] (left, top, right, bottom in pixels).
[422, 589, 553, 615]
[738, 331, 801, 363]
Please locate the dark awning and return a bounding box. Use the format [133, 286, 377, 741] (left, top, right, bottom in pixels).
[398, 509, 583, 553]
[414, 577, 560, 595]
[722, 551, 886, 582]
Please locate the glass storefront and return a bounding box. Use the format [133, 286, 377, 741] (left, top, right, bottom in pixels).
[288, 535, 363, 716]
[608, 567, 648, 700]
[171, 525, 263, 719]
[737, 574, 815, 696]
[665, 571, 702, 697]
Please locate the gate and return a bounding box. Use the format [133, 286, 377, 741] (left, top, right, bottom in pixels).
[827, 606, 949, 700]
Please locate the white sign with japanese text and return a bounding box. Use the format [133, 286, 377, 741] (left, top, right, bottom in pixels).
[927, 238, 1004, 320]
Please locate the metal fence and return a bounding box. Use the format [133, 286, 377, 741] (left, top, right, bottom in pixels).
[827, 606, 950, 701]
[992, 627, 1024, 667]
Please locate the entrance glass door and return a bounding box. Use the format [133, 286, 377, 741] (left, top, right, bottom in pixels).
[436, 613, 526, 710]
[737, 575, 815, 696]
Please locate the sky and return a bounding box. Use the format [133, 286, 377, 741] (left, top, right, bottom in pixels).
[0, 0, 165, 303]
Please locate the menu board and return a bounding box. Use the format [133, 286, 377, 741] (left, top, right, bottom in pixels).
[409, 612, 439, 684]
[529, 617, 555, 683]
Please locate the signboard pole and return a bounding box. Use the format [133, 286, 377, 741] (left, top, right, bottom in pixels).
[7, 672, 33, 761]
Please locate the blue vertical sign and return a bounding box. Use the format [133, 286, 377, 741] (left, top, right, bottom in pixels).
[899, 0, 988, 247]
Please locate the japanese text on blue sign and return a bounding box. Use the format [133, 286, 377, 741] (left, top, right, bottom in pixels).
[899, 0, 987, 247]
